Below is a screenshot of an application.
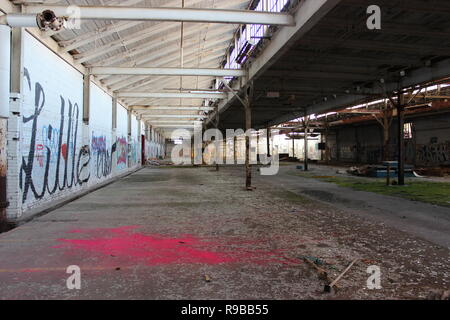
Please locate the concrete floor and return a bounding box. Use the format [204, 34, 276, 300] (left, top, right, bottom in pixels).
[0, 166, 448, 300]
[259, 164, 450, 248]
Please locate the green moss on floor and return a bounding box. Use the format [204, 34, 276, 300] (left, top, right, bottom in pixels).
[292, 171, 450, 207]
[272, 189, 315, 205]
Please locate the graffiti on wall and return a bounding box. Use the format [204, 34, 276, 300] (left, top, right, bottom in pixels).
[20, 68, 89, 203]
[91, 132, 116, 178]
[416, 141, 450, 166]
[116, 136, 127, 169]
[129, 139, 138, 166]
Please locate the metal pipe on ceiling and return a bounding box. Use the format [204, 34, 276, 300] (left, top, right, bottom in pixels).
[0, 11, 64, 31]
[90, 67, 246, 77]
[22, 6, 295, 26]
[118, 92, 227, 99]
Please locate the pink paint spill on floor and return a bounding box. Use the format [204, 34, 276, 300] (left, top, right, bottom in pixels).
[54, 226, 298, 267]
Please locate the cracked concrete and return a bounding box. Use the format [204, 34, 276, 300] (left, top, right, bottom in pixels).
[0, 166, 448, 300]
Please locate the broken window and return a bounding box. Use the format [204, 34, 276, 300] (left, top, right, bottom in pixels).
[404, 122, 413, 139]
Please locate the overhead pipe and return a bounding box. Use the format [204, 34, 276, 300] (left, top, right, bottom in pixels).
[0, 10, 65, 31]
[23, 6, 295, 26]
[118, 92, 227, 99]
[90, 67, 247, 77]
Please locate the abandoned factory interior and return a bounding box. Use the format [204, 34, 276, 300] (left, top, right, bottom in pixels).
[0, 0, 449, 304]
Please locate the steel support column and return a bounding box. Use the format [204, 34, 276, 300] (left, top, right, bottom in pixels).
[304, 114, 309, 171]
[215, 105, 220, 172]
[127, 109, 132, 168]
[244, 85, 253, 190]
[83, 74, 91, 124]
[112, 94, 118, 130]
[0, 25, 10, 230]
[397, 93, 405, 186]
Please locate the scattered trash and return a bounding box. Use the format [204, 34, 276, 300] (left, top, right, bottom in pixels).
[146, 158, 174, 166]
[302, 257, 336, 290]
[204, 275, 211, 283]
[115, 267, 121, 271]
[413, 171, 426, 178]
[414, 167, 447, 177]
[147, 160, 161, 166]
[347, 163, 415, 178]
[360, 259, 377, 265]
[299, 255, 325, 266]
[324, 259, 358, 293]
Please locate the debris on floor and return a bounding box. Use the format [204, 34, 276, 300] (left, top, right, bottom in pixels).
[414, 167, 450, 177]
[347, 163, 415, 178]
[146, 158, 174, 166]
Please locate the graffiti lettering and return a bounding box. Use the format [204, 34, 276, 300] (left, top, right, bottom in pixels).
[416, 141, 450, 165]
[20, 68, 85, 203]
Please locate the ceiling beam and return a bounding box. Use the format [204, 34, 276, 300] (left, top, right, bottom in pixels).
[131, 106, 213, 111]
[141, 115, 207, 118]
[152, 125, 196, 128]
[91, 67, 246, 77]
[23, 6, 295, 26]
[118, 92, 227, 99]
[207, 0, 342, 126]
[57, 0, 247, 51]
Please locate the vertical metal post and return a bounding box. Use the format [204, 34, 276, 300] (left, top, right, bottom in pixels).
[324, 117, 330, 164]
[201, 122, 206, 165]
[127, 109, 132, 167]
[304, 114, 309, 171]
[111, 95, 118, 174]
[215, 105, 220, 171]
[397, 92, 405, 185]
[386, 163, 391, 186]
[244, 84, 253, 190]
[234, 135, 237, 164]
[112, 94, 118, 130]
[266, 127, 271, 157]
[83, 73, 91, 124]
[292, 136, 295, 159]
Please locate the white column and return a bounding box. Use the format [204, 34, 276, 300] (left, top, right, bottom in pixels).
[0, 25, 11, 226]
[0, 25, 10, 119]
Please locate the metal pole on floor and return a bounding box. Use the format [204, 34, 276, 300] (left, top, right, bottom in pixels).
[266, 127, 271, 158]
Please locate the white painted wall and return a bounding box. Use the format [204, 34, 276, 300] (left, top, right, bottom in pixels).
[144, 126, 165, 160]
[89, 83, 113, 184]
[20, 32, 84, 212]
[8, 32, 147, 219]
[116, 104, 128, 171]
